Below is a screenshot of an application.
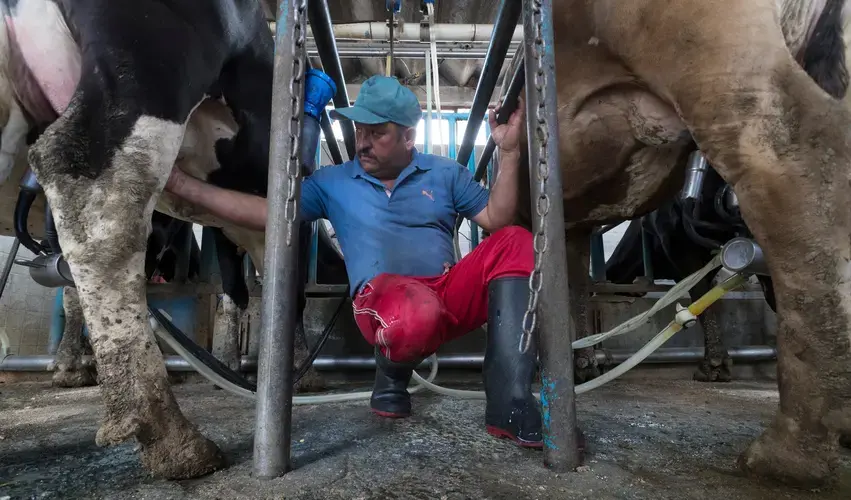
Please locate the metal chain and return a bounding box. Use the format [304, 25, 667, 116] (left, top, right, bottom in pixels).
[284, 0, 308, 247]
[519, 0, 550, 354]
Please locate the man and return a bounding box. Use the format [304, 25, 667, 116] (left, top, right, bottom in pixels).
[164, 75, 574, 449]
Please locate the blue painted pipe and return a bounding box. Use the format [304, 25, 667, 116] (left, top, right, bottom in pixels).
[49, 287, 199, 354]
[48, 287, 89, 355]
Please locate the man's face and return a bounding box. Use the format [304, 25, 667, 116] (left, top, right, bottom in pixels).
[355, 122, 416, 178]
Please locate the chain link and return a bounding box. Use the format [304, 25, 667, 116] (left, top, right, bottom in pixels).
[284, 0, 307, 247]
[519, 0, 551, 354]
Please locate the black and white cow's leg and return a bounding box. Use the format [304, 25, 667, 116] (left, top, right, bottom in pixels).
[0, 102, 30, 184]
[566, 226, 600, 383]
[211, 228, 246, 372]
[52, 285, 97, 387]
[691, 275, 733, 382]
[28, 89, 224, 479]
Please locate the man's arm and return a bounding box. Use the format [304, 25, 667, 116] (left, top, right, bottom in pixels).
[468, 97, 526, 233]
[163, 168, 325, 231]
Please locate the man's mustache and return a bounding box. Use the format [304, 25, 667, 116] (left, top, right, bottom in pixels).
[358, 149, 376, 161]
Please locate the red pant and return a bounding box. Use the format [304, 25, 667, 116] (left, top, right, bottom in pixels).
[352, 225, 534, 362]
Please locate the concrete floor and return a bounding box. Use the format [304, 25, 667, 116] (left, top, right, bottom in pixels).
[1, 372, 849, 499]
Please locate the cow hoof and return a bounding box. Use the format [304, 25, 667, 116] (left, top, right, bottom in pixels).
[52, 368, 97, 388]
[295, 369, 326, 393]
[692, 357, 733, 383]
[140, 429, 227, 479]
[738, 427, 836, 490]
[573, 348, 602, 383]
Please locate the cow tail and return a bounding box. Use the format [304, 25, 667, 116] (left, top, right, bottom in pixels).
[802, 0, 850, 99]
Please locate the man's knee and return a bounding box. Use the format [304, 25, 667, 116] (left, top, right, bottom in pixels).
[352, 275, 455, 362]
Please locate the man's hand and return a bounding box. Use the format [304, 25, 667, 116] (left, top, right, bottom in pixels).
[487, 96, 525, 156]
[164, 166, 187, 194]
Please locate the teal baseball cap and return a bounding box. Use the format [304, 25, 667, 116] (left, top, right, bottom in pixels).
[330, 75, 422, 128]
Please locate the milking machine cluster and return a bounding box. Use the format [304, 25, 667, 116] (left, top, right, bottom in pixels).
[12, 168, 75, 289]
[676, 149, 775, 307]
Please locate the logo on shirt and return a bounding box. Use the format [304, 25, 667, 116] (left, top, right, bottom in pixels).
[422, 189, 434, 201]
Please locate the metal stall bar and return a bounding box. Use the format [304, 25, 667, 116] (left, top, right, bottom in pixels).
[455, 0, 522, 168]
[641, 217, 654, 280]
[472, 56, 525, 184]
[307, 0, 357, 160]
[319, 109, 344, 165]
[254, 0, 306, 479]
[521, 0, 580, 471]
[590, 233, 606, 282]
[0, 237, 20, 300]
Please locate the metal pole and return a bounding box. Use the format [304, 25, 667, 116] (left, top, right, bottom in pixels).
[0, 237, 20, 300]
[641, 217, 655, 280]
[590, 233, 606, 282]
[522, 0, 580, 471]
[319, 109, 344, 165]
[306, 0, 357, 160]
[472, 57, 525, 183]
[455, 0, 522, 168]
[254, 0, 306, 479]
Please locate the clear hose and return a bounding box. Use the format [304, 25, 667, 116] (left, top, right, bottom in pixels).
[151, 266, 746, 404]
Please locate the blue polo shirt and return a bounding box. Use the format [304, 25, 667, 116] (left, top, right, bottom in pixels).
[299, 149, 489, 296]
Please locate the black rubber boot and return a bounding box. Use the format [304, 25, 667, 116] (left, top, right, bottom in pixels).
[370, 347, 419, 418]
[484, 276, 586, 454]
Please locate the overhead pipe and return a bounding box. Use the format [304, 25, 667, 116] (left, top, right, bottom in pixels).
[455, 1, 523, 169]
[298, 22, 524, 43]
[306, 0, 357, 161]
[0, 347, 778, 373]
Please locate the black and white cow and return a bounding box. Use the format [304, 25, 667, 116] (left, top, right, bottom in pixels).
[0, 0, 306, 478]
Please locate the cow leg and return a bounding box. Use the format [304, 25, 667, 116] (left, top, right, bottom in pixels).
[594, 0, 851, 487]
[691, 276, 733, 383]
[210, 229, 245, 372]
[566, 227, 600, 382]
[28, 92, 225, 479]
[52, 286, 97, 387]
[0, 103, 30, 184]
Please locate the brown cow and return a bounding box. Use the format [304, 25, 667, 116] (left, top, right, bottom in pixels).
[511, 0, 851, 489]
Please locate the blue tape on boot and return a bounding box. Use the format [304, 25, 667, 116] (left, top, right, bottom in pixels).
[304, 68, 337, 121]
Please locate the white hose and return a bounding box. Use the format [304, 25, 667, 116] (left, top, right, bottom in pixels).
[572, 253, 721, 349]
[149, 311, 439, 403]
[149, 258, 733, 405]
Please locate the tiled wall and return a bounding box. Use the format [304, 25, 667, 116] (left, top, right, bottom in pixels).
[0, 236, 57, 356]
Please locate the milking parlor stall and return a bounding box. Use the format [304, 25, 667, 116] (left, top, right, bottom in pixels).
[1, 0, 850, 497]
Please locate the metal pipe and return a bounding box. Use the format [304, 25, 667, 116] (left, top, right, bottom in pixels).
[641, 218, 654, 280]
[523, 0, 580, 470]
[472, 57, 525, 183]
[0, 237, 19, 300]
[306, 0, 356, 160]
[0, 347, 779, 373]
[590, 233, 606, 282]
[254, 0, 305, 479]
[308, 45, 520, 59]
[299, 22, 524, 43]
[456, 1, 522, 169]
[319, 109, 344, 165]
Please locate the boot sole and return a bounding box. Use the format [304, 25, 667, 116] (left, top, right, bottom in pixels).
[371, 408, 410, 418]
[486, 425, 588, 454]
